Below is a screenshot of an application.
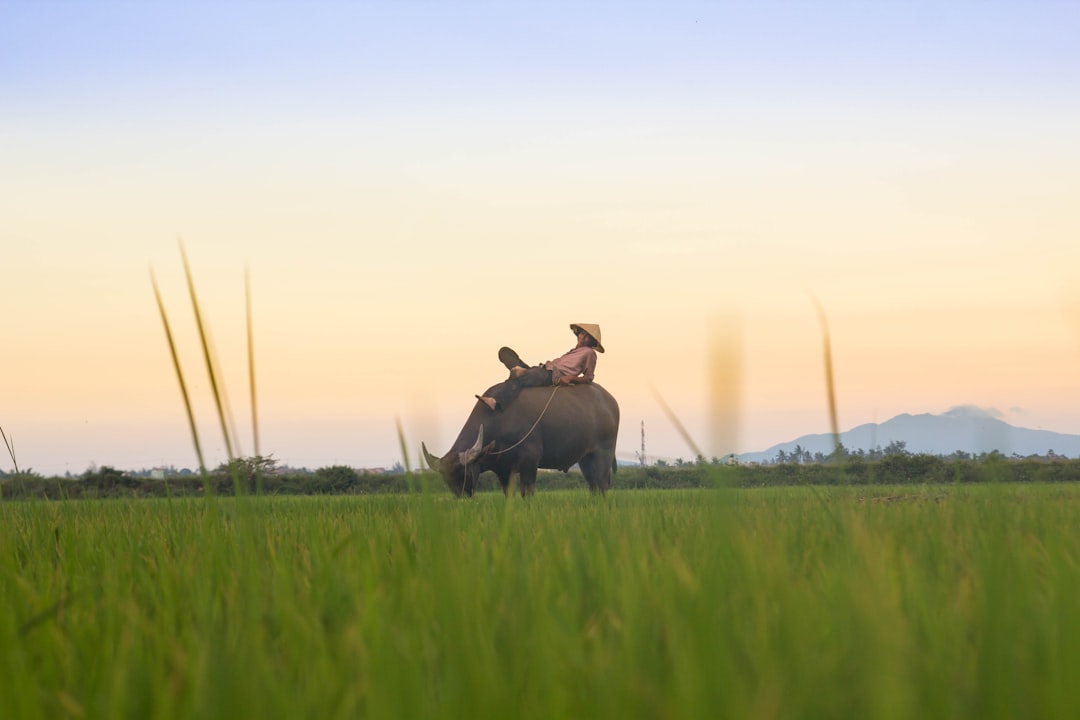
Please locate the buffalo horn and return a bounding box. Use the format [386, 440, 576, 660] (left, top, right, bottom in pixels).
[421, 443, 442, 472]
[459, 425, 485, 465]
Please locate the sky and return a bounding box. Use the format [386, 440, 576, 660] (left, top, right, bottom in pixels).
[3, 1, 1080, 474]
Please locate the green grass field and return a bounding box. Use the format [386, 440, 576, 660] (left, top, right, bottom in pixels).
[4, 484, 1080, 719]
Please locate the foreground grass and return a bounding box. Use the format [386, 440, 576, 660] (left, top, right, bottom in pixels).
[3, 485, 1080, 719]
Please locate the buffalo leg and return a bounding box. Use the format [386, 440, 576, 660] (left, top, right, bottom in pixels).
[578, 451, 612, 494]
[518, 463, 538, 498]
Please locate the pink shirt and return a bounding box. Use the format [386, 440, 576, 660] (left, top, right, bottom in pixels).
[544, 346, 597, 382]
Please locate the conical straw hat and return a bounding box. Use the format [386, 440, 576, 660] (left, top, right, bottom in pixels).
[570, 323, 604, 353]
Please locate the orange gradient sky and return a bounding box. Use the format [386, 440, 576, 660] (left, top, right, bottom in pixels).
[3, 2, 1080, 473]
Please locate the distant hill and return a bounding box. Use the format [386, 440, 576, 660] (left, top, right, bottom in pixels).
[739, 406, 1080, 463]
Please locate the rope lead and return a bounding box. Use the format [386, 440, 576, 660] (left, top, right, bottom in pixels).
[491, 385, 561, 455]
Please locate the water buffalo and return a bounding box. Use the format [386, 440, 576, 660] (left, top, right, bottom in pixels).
[422, 383, 620, 497]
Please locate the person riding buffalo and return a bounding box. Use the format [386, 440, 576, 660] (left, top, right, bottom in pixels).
[476, 323, 604, 412]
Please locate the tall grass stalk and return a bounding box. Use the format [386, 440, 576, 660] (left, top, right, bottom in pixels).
[395, 417, 411, 474]
[811, 294, 842, 455]
[155, 244, 263, 498]
[0, 424, 13, 501]
[651, 386, 704, 459]
[150, 270, 208, 479]
[708, 312, 742, 460]
[245, 266, 262, 494]
[396, 416, 422, 494]
[1, 424, 18, 474]
[178, 242, 237, 464]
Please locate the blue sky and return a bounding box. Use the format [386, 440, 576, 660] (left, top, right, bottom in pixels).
[7, 3, 1077, 119]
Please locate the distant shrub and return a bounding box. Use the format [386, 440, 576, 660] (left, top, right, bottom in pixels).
[315, 465, 361, 491]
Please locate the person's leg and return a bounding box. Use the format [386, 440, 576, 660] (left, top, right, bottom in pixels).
[478, 368, 552, 410]
[513, 367, 554, 389]
[477, 379, 515, 411]
[498, 347, 529, 371]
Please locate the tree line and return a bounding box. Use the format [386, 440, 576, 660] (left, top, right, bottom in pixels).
[767, 440, 1071, 465]
[4, 451, 1080, 500]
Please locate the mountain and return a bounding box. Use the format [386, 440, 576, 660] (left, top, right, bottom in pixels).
[738, 406, 1080, 463]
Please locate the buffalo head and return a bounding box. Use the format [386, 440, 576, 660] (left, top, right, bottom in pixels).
[422, 426, 491, 497]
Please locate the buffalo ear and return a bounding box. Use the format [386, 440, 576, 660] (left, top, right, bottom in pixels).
[482, 441, 496, 455]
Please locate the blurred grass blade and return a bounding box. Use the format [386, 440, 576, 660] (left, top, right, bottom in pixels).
[396, 417, 417, 493]
[810, 294, 842, 457]
[150, 268, 207, 475]
[652, 386, 704, 460]
[1, 424, 19, 474]
[179, 241, 236, 463]
[17, 594, 72, 637]
[213, 333, 245, 460]
[246, 266, 260, 460]
[246, 266, 263, 496]
[396, 417, 412, 474]
[708, 312, 743, 461]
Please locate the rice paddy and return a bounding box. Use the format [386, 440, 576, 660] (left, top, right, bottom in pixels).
[5, 484, 1080, 719]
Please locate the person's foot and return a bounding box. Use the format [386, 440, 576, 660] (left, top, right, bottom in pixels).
[509, 367, 527, 379]
[475, 395, 497, 411]
[498, 347, 528, 370]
